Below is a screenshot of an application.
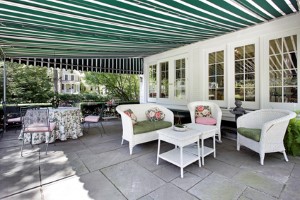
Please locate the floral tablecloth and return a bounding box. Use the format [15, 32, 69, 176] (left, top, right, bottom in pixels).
[19, 107, 83, 144]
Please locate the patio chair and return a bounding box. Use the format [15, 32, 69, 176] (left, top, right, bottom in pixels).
[82, 106, 105, 136]
[237, 109, 296, 165]
[188, 101, 222, 142]
[5, 105, 22, 131]
[20, 108, 56, 156]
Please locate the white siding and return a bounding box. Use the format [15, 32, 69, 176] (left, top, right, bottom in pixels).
[144, 13, 300, 119]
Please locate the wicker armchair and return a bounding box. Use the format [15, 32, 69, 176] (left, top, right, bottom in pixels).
[237, 109, 296, 165]
[188, 101, 222, 142]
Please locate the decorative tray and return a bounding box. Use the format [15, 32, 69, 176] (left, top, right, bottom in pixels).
[173, 125, 188, 132]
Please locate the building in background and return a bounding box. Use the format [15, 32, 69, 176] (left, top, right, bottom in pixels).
[60, 69, 81, 94]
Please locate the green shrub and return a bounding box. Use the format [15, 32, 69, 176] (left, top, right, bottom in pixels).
[284, 111, 300, 156]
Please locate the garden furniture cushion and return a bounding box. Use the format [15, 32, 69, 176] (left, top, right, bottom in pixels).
[237, 127, 261, 142]
[124, 109, 138, 125]
[195, 117, 217, 125]
[84, 115, 100, 122]
[146, 107, 165, 121]
[133, 120, 172, 135]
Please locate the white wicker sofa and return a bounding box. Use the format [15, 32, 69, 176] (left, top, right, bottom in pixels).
[237, 109, 296, 165]
[116, 103, 174, 155]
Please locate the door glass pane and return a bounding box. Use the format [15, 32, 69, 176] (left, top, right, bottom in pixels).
[234, 44, 255, 101]
[235, 46, 244, 60]
[245, 88, 255, 101]
[269, 71, 282, 87]
[283, 70, 297, 86]
[216, 63, 224, 75]
[175, 58, 186, 99]
[245, 44, 255, 58]
[245, 73, 255, 87]
[235, 61, 244, 73]
[269, 35, 297, 103]
[283, 35, 297, 53]
[208, 51, 224, 100]
[235, 74, 244, 88]
[149, 64, 157, 98]
[269, 55, 282, 70]
[245, 59, 255, 73]
[284, 87, 297, 103]
[209, 64, 215, 76]
[270, 87, 282, 102]
[160, 62, 168, 98]
[269, 38, 282, 55]
[235, 88, 244, 101]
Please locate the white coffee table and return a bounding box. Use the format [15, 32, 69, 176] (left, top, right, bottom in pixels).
[184, 123, 217, 165]
[156, 127, 201, 178]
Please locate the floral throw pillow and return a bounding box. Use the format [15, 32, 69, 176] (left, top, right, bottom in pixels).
[124, 109, 138, 125]
[195, 105, 212, 118]
[146, 107, 165, 121]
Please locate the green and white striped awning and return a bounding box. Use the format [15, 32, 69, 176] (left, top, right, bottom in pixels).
[0, 0, 299, 59]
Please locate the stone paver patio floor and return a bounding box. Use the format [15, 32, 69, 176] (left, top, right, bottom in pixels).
[0, 120, 300, 200]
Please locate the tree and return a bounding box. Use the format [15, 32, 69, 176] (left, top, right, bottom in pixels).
[84, 72, 139, 101]
[0, 62, 53, 103]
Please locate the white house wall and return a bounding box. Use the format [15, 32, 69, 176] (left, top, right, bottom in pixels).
[144, 13, 300, 120]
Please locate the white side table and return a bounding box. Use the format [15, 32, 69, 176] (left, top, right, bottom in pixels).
[184, 123, 217, 165]
[156, 127, 201, 178]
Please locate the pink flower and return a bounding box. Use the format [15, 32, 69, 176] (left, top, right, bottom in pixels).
[197, 106, 204, 111]
[155, 112, 161, 119]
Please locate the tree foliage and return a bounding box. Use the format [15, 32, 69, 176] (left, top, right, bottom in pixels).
[84, 72, 139, 101]
[0, 62, 53, 103]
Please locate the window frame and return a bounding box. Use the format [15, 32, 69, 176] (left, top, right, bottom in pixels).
[158, 61, 169, 99]
[229, 39, 259, 109]
[261, 29, 299, 110]
[148, 64, 157, 100]
[174, 58, 186, 100]
[205, 46, 227, 107]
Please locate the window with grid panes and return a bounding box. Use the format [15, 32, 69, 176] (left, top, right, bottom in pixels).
[175, 58, 186, 99]
[160, 62, 169, 98]
[269, 35, 297, 103]
[149, 64, 157, 98]
[209, 51, 224, 100]
[234, 44, 255, 101]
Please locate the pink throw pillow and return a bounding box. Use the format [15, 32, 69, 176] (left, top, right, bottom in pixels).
[195, 117, 217, 125]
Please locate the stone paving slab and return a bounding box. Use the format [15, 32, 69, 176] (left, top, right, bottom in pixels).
[188, 173, 246, 200]
[143, 183, 198, 200]
[1, 187, 42, 200]
[42, 171, 126, 200]
[232, 171, 284, 198]
[239, 187, 277, 200]
[1, 121, 300, 200]
[88, 139, 125, 154]
[291, 163, 300, 178]
[240, 157, 294, 183]
[0, 167, 40, 199]
[185, 163, 212, 178]
[153, 164, 181, 182]
[40, 156, 89, 184]
[133, 152, 169, 172]
[171, 172, 203, 191]
[202, 157, 240, 178]
[279, 176, 300, 200]
[102, 160, 165, 200]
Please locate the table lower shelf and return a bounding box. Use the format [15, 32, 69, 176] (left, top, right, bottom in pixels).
[158, 148, 199, 168]
[184, 144, 214, 157]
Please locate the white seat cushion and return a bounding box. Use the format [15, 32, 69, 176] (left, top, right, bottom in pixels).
[84, 115, 100, 122]
[7, 117, 21, 123]
[25, 122, 56, 132]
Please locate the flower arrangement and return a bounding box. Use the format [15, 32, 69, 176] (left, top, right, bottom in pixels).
[51, 94, 60, 108]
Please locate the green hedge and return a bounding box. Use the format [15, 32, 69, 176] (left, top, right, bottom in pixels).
[284, 111, 300, 156]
